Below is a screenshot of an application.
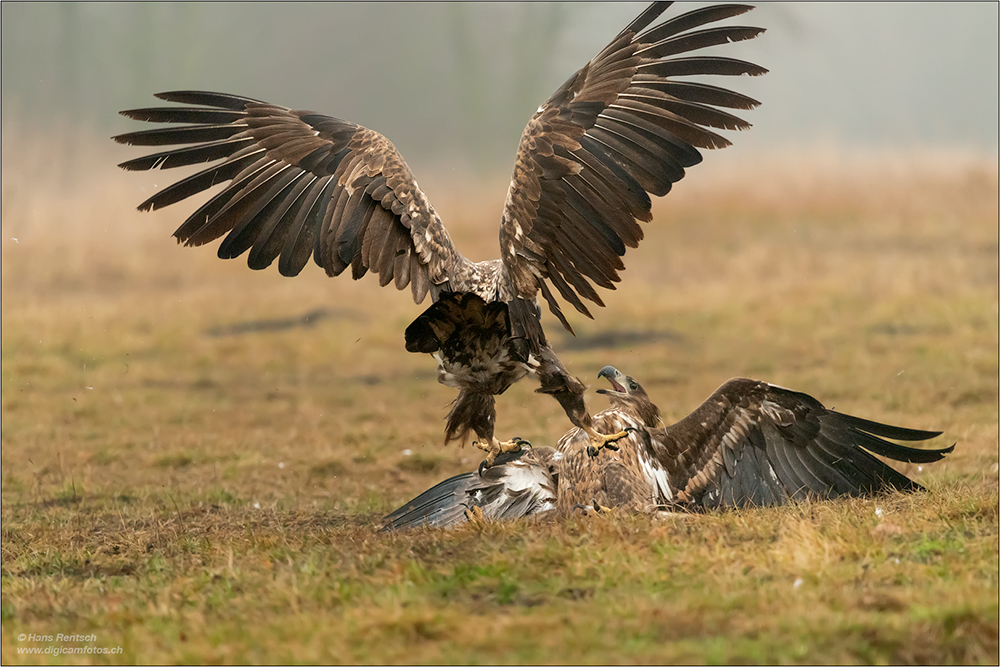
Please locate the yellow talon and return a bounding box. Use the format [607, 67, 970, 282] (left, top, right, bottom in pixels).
[592, 499, 613, 515]
[586, 427, 635, 458]
[474, 437, 529, 472]
[573, 498, 614, 517]
[464, 504, 486, 525]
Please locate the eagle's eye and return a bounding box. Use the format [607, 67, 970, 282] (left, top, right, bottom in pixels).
[628, 381, 639, 391]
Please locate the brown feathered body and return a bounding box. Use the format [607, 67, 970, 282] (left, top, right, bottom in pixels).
[381, 368, 954, 530]
[113, 3, 767, 454]
[552, 370, 665, 514]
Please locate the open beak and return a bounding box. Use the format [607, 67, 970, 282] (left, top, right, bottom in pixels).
[596, 365, 627, 395]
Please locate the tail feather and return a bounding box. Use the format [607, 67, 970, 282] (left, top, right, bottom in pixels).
[380, 471, 482, 531]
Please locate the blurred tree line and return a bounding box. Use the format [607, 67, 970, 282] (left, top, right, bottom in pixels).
[3, 2, 997, 172]
[2, 2, 622, 173]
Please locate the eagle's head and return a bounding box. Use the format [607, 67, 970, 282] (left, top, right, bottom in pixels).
[595, 366, 661, 428]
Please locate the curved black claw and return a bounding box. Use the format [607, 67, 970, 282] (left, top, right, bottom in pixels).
[587, 441, 619, 458]
[572, 500, 609, 516]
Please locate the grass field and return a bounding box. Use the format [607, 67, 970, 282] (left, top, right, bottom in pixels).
[2, 127, 998, 664]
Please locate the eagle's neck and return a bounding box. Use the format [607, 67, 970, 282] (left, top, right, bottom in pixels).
[611, 395, 661, 428]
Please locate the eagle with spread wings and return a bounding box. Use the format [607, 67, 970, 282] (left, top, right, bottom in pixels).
[381, 367, 954, 530]
[114, 3, 766, 467]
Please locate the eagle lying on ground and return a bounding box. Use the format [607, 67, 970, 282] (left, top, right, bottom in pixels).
[113, 2, 766, 467]
[381, 366, 954, 530]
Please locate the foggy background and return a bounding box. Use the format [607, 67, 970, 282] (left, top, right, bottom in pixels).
[3, 2, 998, 180]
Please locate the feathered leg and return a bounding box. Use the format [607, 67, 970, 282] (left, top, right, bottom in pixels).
[534, 346, 633, 454]
[446, 388, 527, 470]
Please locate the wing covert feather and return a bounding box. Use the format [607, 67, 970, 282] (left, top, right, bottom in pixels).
[114, 92, 462, 301]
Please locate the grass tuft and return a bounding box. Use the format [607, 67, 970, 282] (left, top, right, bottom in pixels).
[2, 127, 997, 663]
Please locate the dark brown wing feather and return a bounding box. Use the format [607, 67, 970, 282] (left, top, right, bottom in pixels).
[649, 379, 954, 508]
[113, 91, 460, 303]
[499, 3, 767, 331]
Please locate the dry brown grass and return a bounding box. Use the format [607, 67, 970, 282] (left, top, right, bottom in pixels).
[2, 125, 997, 663]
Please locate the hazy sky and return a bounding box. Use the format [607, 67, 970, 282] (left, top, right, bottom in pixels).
[3, 2, 998, 171]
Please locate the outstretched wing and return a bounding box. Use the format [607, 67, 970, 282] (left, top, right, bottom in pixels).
[113, 91, 463, 303]
[380, 447, 561, 531]
[650, 378, 954, 508]
[499, 3, 766, 331]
